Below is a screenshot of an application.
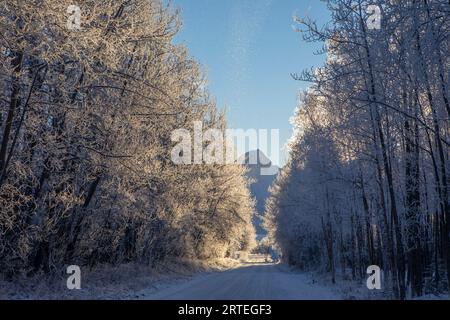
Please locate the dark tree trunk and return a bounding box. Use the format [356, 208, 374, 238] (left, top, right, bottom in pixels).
[0, 51, 23, 174]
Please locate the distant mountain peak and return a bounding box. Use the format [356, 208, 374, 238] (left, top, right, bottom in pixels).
[240, 149, 277, 168]
[244, 150, 279, 237]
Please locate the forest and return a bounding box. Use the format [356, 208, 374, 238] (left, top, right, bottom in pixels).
[264, 0, 450, 299]
[0, 0, 256, 279]
[1, 0, 449, 302]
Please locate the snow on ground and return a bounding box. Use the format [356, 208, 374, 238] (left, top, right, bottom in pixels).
[139, 263, 449, 300]
[413, 294, 449, 300]
[0, 258, 239, 300]
[141, 263, 340, 300]
[302, 269, 449, 300]
[1, 261, 448, 300]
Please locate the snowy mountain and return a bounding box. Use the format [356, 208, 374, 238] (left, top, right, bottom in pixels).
[242, 150, 279, 239]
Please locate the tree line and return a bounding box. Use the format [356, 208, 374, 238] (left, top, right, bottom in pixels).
[0, 0, 256, 278]
[265, 0, 449, 299]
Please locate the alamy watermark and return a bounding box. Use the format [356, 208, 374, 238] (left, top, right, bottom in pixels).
[66, 265, 81, 290]
[366, 265, 382, 290]
[67, 5, 81, 31]
[171, 122, 280, 176]
[366, 5, 381, 30]
[65, 4, 381, 32]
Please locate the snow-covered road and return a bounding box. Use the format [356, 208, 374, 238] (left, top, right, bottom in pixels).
[143, 264, 340, 300]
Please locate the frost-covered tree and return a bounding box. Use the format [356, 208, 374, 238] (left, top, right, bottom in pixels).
[265, 0, 449, 299]
[0, 0, 255, 277]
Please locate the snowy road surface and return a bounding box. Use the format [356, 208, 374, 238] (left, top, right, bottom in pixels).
[143, 264, 339, 300]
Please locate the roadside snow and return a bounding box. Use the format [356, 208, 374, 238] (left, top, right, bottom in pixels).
[142, 263, 341, 300]
[0, 258, 239, 300]
[2, 261, 447, 300]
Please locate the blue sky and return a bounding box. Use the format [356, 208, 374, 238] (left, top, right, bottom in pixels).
[171, 0, 330, 166]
